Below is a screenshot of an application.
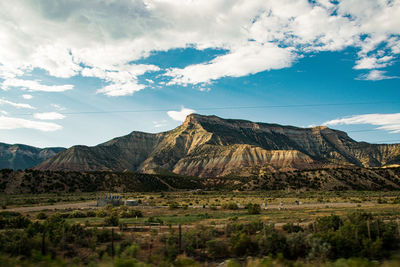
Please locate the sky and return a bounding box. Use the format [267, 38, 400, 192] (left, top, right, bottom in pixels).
[0, 0, 399, 148]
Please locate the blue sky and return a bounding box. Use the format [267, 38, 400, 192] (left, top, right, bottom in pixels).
[0, 0, 399, 148]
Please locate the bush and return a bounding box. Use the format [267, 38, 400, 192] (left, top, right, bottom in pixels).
[230, 233, 258, 256]
[258, 230, 287, 256]
[315, 214, 342, 232]
[68, 211, 86, 218]
[283, 223, 303, 233]
[206, 239, 229, 259]
[122, 243, 140, 258]
[104, 212, 119, 226]
[247, 203, 261, 215]
[119, 209, 142, 218]
[168, 202, 179, 210]
[222, 202, 239, 210]
[96, 209, 108, 218]
[36, 212, 47, 220]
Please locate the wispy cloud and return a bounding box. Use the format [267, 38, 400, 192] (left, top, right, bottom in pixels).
[51, 104, 66, 111]
[153, 120, 168, 128]
[356, 70, 399, 81]
[323, 113, 400, 133]
[22, 94, 33, 100]
[33, 112, 65, 120]
[0, 98, 35, 109]
[2, 78, 73, 92]
[167, 107, 196, 122]
[0, 116, 62, 131]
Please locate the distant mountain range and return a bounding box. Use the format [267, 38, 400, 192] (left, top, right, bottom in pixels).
[34, 114, 400, 177]
[0, 143, 65, 170]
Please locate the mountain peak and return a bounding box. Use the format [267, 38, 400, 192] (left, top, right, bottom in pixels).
[36, 114, 400, 177]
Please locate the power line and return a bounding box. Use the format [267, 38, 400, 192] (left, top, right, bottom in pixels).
[9, 100, 400, 116]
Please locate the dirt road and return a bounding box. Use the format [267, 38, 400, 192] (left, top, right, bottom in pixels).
[6, 201, 98, 213]
[5, 201, 377, 213]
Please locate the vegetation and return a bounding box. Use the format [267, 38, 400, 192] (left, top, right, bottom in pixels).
[2, 166, 400, 195]
[0, 190, 399, 266]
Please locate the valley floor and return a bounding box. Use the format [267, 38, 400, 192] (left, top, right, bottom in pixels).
[1, 190, 400, 266]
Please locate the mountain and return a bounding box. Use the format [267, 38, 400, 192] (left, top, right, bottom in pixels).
[0, 143, 66, 170]
[36, 114, 400, 177]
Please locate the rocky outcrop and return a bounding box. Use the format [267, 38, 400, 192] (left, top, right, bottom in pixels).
[36, 114, 400, 177]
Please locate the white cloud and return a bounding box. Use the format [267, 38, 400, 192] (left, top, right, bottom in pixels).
[0, 98, 35, 109]
[51, 104, 66, 111]
[0, 116, 62, 131]
[0, 0, 399, 91]
[2, 78, 73, 92]
[82, 64, 160, 96]
[353, 55, 393, 70]
[153, 120, 167, 128]
[22, 94, 33, 100]
[33, 112, 65, 120]
[166, 43, 294, 85]
[167, 107, 196, 122]
[323, 113, 400, 133]
[357, 70, 399, 81]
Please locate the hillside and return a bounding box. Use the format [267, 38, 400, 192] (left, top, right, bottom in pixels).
[0, 143, 65, 170]
[2, 167, 400, 194]
[36, 114, 400, 177]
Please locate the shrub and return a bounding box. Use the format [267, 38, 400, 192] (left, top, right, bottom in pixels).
[119, 209, 143, 218]
[230, 233, 258, 256]
[96, 209, 108, 218]
[247, 203, 261, 215]
[315, 214, 342, 232]
[206, 239, 229, 259]
[36, 212, 47, 220]
[282, 223, 303, 233]
[104, 212, 119, 226]
[168, 202, 179, 210]
[222, 202, 239, 210]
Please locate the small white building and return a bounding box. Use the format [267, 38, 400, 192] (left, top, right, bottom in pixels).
[125, 199, 139, 206]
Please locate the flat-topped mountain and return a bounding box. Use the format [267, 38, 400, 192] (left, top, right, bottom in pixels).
[0, 143, 65, 170]
[36, 114, 400, 177]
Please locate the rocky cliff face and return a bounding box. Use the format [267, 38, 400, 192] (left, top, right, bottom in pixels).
[0, 143, 65, 170]
[36, 114, 400, 177]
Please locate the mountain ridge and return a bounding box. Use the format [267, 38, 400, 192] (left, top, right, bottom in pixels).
[0, 142, 66, 170]
[35, 114, 400, 177]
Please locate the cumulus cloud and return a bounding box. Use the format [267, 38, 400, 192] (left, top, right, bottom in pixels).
[0, 0, 399, 95]
[323, 113, 400, 133]
[33, 112, 65, 120]
[357, 70, 399, 81]
[0, 116, 62, 131]
[167, 107, 196, 122]
[2, 78, 73, 92]
[0, 98, 35, 109]
[22, 94, 33, 100]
